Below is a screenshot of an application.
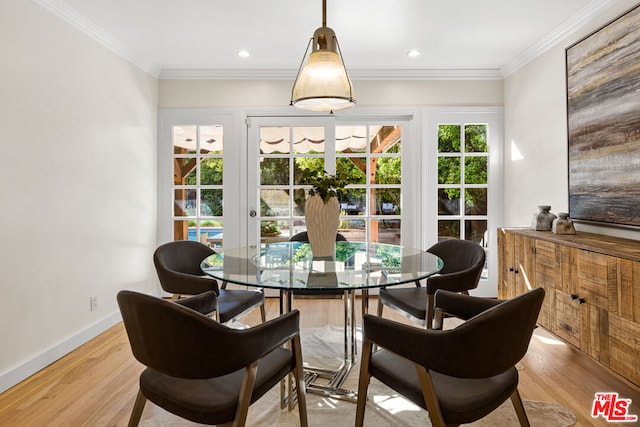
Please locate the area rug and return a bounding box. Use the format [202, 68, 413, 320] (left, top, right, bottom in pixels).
[140, 326, 577, 427]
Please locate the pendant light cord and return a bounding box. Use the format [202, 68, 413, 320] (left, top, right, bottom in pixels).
[322, 0, 326, 27]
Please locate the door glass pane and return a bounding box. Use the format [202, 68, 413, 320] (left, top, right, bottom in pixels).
[200, 221, 224, 249]
[337, 157, 366, 184]
[341, 218, 366, 242]
[438, 189, 460, 215]
[260, 158, 289, 185]
[373, 156, 401, 184]
[260, 127, 290, 154]
[465, 157, 487, 184]
[371, 126, 401, 153]
[465, 188, 488, 215]
[200, 189, 223, 216]
[261, 219, 285, 237]
[199, 125, 224, 154]
[464, 124, 487, 152]
[438, 124, 461, 153]
[376, 219, 401, 245]
[373, 188, 400, 215]
[465, 220, 487, 244]
[174, 159, 196, 184]
[260, 189, 290, 216]
[438, 157, 461, 184]
[200, 158, 223, 185]
[339, 189, 366, 216]
[293, 127, 325, 154]
[174, 189, 196, 216]
[294, 158, 325, 184]
[173, 125, 198, 155]
[438, 220, 460, 239]
[336, 125, 368, 153]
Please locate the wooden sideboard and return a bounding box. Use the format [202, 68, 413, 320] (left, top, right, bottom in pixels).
[498, 228, 640, 387]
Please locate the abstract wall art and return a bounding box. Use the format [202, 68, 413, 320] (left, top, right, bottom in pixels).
[566, 4, 640, 228]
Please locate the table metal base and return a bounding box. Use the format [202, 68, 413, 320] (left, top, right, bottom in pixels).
[280, 289, 363, 403]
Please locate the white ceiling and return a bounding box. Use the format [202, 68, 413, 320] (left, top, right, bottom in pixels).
[35, 0, 622, 79]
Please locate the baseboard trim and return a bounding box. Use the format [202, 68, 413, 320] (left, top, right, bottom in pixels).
[0, 311, 122, 394]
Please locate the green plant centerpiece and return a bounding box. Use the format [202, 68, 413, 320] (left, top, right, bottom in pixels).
[299, 170, 353, 258]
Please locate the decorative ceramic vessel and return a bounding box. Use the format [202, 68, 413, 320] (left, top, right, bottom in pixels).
[530, 205, 557, 231]
[305, 194, 340, 258]
[552, 212, 576, 235]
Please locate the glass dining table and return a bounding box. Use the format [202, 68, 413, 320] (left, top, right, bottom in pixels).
[200, 241, 443, 401]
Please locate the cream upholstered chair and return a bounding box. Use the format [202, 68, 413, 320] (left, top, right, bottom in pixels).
[118, 290, 308, 427]
[357, 288, 545, 427]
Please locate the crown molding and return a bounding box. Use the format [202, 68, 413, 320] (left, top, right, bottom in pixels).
[34, 0, 624, 82]
[500, 0, 624, 77]
[32, 0, 161, 77]
[158, 68, 504, 81]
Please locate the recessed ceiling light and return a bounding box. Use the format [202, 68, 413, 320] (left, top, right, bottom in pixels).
[407, 49, 421, 58]
[237, 50, 250, 58]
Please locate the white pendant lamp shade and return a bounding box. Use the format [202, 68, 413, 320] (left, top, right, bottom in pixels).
[290, 2, 355, 111]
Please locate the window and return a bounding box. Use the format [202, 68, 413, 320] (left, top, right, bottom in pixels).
[437, 123, 489, 244]
[428, 110, 503, 292]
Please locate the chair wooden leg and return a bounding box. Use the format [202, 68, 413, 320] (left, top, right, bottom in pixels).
[355, 339, 373, 427]
[214, 298, 221, 322]
[377, 297, 384, 317]
[127, 389, 147, 427]
[510, 389, 530, 427]
[433, 308, 445, 330]
[232, 362, 258, 427]
[259, 302, 266, 323]
[426, 294, 435, 329]
[291, 334, 308, 427]
[361, 289, 369, 316]
[416, 366, 447, 427]
[280, 377, 286, 409]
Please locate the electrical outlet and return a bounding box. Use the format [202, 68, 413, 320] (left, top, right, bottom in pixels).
[90, 296, 98, 311]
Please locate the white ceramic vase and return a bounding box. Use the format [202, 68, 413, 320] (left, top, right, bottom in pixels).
[305, 194, 340, 258]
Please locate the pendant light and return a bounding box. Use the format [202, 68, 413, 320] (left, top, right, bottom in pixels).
[290, 0, 355, 111]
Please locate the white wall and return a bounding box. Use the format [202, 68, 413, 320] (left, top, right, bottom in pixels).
[158, 79, 504, 108]
[0, 0, 158, 392]
[503, 0, 640, 241]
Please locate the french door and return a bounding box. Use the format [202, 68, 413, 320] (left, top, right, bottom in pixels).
[158, 109, 243, 249]
[246, 115, 415, 248]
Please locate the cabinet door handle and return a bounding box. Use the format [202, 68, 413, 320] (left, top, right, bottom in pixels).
[570, 294, 585, 304]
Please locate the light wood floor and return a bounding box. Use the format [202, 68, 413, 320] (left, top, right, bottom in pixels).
[1, 297, 639, 426]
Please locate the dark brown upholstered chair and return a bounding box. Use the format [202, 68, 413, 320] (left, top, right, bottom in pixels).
[117, 290, 308, 427]
[153, 240, 265, 323]
[289, 231, 347, 244]
[377, 239, 486, 328]
[288, 231, 347, 310]
[356, 287, 545, 427]
[288, 231, 347, 298]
